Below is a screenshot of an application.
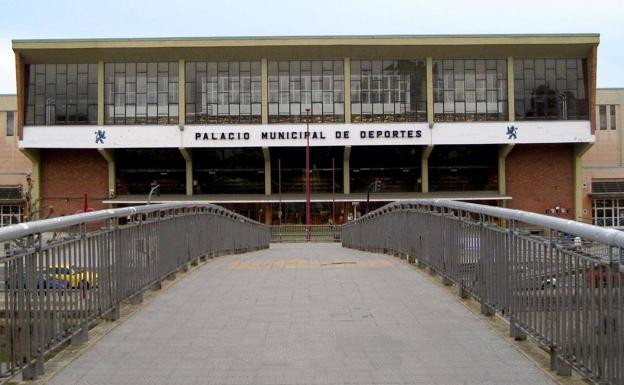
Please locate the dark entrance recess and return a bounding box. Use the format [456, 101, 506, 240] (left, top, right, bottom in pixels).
[270, 147, 343, 194]
[193, 148, 264, 194]
[429, 145, 498, 192]
[350, 146, 422, 193]
[115, 149, 186, 195]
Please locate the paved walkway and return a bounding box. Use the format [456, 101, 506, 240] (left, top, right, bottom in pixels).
[48, 243, 554, 385]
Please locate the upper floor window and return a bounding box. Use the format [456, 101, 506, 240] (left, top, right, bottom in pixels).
[599, 105, 607, 130]
[514, 59, 588, 121]
[25, 64, 98, 125]
[186, 61, 261, 124]
[104, 62, 178, 125]
[269, 60, 344, 123]
[351, 59, 426, 123]
[6, 112, 14, 136]
[433, 59, 507, 122]
[610, 105, 617, 130]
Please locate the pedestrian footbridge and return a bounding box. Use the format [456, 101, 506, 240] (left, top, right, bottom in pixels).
[0, 201, 622, 385]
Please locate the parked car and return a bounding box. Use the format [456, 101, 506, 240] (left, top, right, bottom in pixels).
[6, 272, 69, 290]
[41, 265, 98, 288]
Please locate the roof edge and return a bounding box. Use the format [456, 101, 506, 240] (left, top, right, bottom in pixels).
[12, 33, 601, 49]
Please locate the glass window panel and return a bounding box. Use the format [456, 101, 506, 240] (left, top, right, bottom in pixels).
[599, 105, 607, 130]
[186, 61, 262, 123]
[25, 63, 98, 125]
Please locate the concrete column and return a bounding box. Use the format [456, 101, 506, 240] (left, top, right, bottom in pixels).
[15, 53, 25, 139]
[97, 61, 104, 126]
[261, 58, 268, 125]
[179, 148, 193, 196]
[343, 57, 351, 123]
[498, 144, 515, 196]
[421, 145, 434, 193]
[97, 149, 115, 199]
[263, 147, 271, 195]
[19, 149, 41, 219]
[343, 146, 351, 194]
[574, 143, 593, 222]
[507, 57, 515, 121]
[179, 59, 186, 125]
[426, 57, 434, 125]
[263, 203, 272, 225]
[588, 45, 598, 134]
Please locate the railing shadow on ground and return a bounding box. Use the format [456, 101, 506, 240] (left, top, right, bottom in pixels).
[342, 199, 624, 385]
[0, 203, 270, 382]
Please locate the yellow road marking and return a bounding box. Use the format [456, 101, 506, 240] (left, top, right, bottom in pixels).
[224, 259, 393, 270]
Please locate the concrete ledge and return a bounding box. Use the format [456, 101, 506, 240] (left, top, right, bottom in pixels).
[129, 290, 144, 305]
[104, 306, 120, 321]
[71, 324, 89, 346]
[480, 302, 495, 317]
[510, 320, 528, 341]
[22, 356, 44, 380]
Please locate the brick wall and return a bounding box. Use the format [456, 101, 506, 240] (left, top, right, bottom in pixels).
[506, 144, 575, 219]
[40, 149, 108, 217]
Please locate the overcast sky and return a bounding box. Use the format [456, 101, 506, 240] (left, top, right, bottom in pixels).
[0, 0, 622, 93]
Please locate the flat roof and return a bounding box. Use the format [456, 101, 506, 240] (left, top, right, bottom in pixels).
[14, 34, 599, 64]
[13, 33, 600, 49]
[12, 33, 600, 44]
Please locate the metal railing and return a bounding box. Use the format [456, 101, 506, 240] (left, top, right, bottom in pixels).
[343, 200, 624, 385]
[270, 225, 341, 243]
[0, 203, 269, 381]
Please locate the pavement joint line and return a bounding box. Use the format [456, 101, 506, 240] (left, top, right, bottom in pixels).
[15, 253, 223, 385]
[399, 255, 589, 385]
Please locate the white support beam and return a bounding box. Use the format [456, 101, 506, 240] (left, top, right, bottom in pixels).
[97, 148, 115, 200]
[498, 144, 515, 196]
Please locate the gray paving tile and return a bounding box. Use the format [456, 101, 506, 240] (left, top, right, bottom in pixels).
[46, 243, 554, 385]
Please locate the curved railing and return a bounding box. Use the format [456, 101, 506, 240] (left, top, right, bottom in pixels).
[0, 203, 270, 381]
[343, 200, 624, 385]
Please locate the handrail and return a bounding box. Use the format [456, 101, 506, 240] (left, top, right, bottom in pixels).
[0, 203, 267, 243]
[342, 199, 624, 384]
[0, 203, 270, 382]
[346, 199, 624, 249]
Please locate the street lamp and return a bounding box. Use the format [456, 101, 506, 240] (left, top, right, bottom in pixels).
[147, 182, 160, 205]
[305, 108, 311, 242]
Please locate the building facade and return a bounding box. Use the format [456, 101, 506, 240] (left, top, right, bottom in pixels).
[582, 88, 624, 228]
[12, 35, 598, 224]
[0, 95, 32, 227]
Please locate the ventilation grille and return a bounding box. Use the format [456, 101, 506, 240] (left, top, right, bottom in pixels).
[0, 187, 23, 201]
[592, 181, 624, 194]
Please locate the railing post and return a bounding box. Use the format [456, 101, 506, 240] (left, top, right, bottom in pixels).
[71, 322, 89, 346]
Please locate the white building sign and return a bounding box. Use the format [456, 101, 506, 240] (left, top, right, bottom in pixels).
[20, 121, 594, 149]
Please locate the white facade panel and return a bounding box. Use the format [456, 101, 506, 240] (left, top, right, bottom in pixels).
[431, 121, 594, 145]
[21, 125, 182, 149]
[20, 121, 594, 149]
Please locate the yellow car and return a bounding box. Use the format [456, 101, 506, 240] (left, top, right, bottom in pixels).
[43, 266, 98, 289]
